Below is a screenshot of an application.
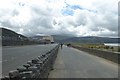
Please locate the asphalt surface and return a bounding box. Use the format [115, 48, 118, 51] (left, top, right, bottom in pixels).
[2, 44, 57, 77]
[49, 45, 118, 78]
[0, 47, 2, 78]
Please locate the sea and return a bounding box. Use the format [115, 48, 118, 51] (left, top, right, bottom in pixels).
[104, 43, 120, 46]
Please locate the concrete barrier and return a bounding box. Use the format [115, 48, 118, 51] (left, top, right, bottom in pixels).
[1, 44, 60, 80]
[71, 45, 119, 64]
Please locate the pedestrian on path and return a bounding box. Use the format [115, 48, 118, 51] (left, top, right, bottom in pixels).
[60, 43, 63, 49]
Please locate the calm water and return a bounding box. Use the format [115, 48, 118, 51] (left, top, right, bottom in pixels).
[104, 43, 120, 46]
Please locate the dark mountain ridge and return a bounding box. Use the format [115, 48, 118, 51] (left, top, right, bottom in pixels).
[1, 28, 27, 39]
[1, 28, 29, 46]
[1, 28, 119, 44]
[61, 36, 119, 43]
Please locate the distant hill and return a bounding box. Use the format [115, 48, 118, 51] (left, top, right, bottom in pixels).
[61, 36, 119, 43]
[52, 35, 73, 42]
[1, 28, 29, 46]
[29, 36, 43, 41]
[30, 35, 119, 43]
[1, 28, 27, 40]
[1, 28, 119, 44]
[30, 35, 73, 42]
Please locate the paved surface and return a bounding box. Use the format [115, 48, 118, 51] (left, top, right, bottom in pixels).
[0, 47, 2, 78]
[2, 44, 57, 76]
[49, 45, 118, 78]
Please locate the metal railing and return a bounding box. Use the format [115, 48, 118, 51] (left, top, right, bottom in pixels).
[1, 44, 59, 80]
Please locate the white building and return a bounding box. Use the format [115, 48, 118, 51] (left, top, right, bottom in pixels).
[42, 35, 54, 43]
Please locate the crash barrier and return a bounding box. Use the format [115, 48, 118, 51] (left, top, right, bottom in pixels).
[71, 45, 119, 64]
[1, 44, 59, 80]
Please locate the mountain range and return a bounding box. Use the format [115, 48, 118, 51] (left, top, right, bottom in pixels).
[61, 36, 119, 43]
[1, 28, 119, 44]
[1, 28, 27, 40]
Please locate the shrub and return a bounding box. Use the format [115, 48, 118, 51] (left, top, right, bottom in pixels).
[104, 46, 109, 49]
[118, 47, 120, 52]
[110, 47, 114, 49]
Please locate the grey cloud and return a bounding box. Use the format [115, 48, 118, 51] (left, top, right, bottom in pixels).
[75, 14, 87, 27]
[11, 10, 19, 16]
[29, 17, 53, 29]
[0, 0, 118, 37]
[99, 31, 118, 37]
[52, 19, 57, 25]
[0, 21, 12, 28]
[31, 5, 52, 17]
[118, 1, 120, 16]
[0, 2, 54, 36]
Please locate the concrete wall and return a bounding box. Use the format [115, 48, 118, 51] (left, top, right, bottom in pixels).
[1, 45, 60, 79]
[71, 45, 119, 64]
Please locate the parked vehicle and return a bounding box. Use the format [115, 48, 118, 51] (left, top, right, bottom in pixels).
[67, 43, 71, 47]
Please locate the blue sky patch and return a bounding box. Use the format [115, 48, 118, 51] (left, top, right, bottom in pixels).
[61, 4, 83, 16]
[62, 9, 74, 16]
[70, 5, 83, 10]
[61, 3, 97, 16]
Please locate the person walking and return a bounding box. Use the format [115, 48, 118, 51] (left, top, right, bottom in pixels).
[60, 43, 63, 49]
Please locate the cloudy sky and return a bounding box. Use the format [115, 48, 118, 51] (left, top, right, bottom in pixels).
[0, 0, 119, 37]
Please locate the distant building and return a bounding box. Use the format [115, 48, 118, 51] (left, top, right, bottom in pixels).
[42, 35, 54, 44]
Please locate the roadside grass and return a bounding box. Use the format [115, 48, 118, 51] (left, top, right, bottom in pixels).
[71, 42, 120, 53]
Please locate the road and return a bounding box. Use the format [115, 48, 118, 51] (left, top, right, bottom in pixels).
[2, 44, 57, 77]
[49, 45, 118, 78]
